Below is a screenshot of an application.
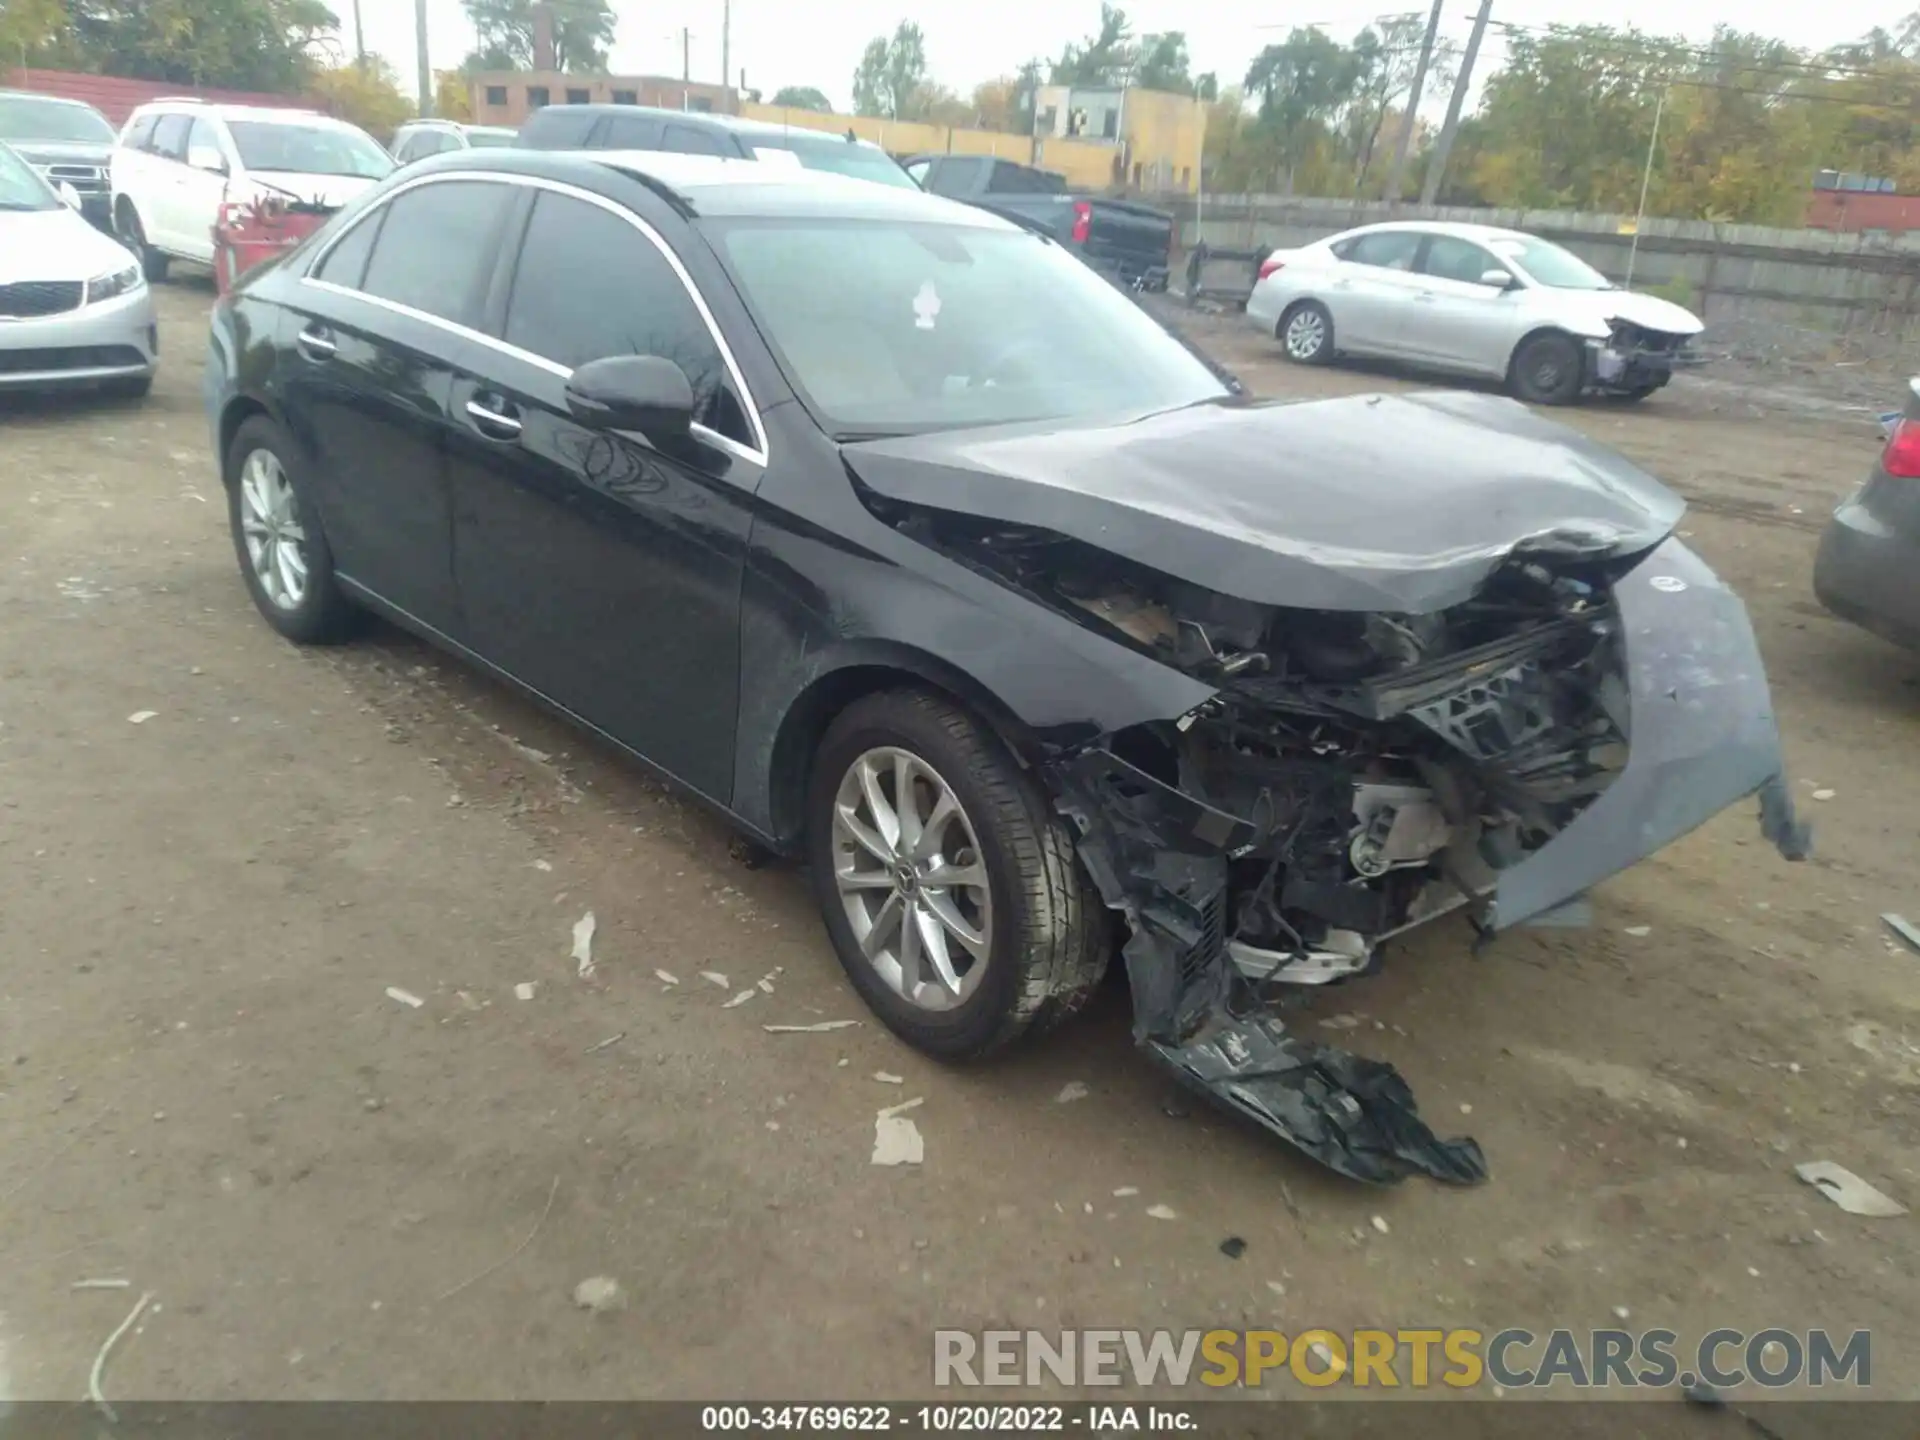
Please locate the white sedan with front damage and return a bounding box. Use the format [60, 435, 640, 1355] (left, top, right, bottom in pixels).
[0, 141, 156, 398]
[1245, 220, 1703, 405]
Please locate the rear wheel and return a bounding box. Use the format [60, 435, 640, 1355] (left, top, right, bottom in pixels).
[806, 689, 1108, 1061]
[116, 201, 169, 283]
[1279, 301, 1334, 365]
[1511, 332, 1584, 405]
[224, 416, 357, 644]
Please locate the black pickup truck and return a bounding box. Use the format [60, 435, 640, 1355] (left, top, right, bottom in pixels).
[901, 154, 1173, 291]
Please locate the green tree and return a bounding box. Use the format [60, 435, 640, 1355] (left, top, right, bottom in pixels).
[1133, 31, 1191, 93]
[460, 0, 615, 72]
[770, 85, 831, 111]
[62, 0, 340, 90]
[1244, 29, 1359, 191]
[1051, 4, 1133, 87]
[851, 21, 927, 120]
[1343, 16, 1458, 193]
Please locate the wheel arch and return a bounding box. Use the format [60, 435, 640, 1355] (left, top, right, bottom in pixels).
[761, 645, 1039, 852]
[217, 394, 283, 482]
[1505, 324, 1588, 382]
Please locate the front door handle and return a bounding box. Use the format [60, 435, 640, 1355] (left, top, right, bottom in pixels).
[465, 397, 523, 440]
[295, 324, 337, 361]
[1414, 291, 1438, 302]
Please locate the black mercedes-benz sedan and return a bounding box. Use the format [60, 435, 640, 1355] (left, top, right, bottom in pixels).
[203, 148, 1808, 1185]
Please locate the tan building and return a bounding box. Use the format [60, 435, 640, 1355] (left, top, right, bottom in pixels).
[467, 72, 736, 127]
[1032, 83, 1206, 194]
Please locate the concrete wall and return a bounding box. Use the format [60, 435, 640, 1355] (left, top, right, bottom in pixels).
[1175, 193, 1920, 364]
[469, 73, 735, 126]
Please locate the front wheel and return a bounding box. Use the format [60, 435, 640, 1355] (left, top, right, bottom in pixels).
[1279, 300, 1334, 365]
[1510, 332, 1584, 405]
[806, 689, 1108, 1061]
[116, 202, 169, 284]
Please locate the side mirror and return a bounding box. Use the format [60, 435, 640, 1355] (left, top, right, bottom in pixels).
[187, 144, 228, 175]
[56, 181, 83, 211]
[565, 355, 694, 439]
[1480, 268, 1516, 289]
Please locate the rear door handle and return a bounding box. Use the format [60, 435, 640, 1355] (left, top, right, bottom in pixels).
[465, 397, 523, 440]
[295, 325, 337, 361]
[1414, 291, 1437, 302]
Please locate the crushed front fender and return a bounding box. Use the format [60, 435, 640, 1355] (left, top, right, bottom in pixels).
[1488, 537, 1811, 931]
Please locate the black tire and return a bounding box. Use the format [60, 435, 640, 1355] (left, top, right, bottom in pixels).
[1615, 384, 1658, 403]
[1510, 331, 1584, 405]
[117, 201, 169, 283]
[102, 375, 152, 401]
[806, 689, 1109, 1061]
[223, 415, 357, 644]
[1278, 300, 1334, 365]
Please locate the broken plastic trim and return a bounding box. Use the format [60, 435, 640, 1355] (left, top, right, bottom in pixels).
[1052, 748, 1488, 1187]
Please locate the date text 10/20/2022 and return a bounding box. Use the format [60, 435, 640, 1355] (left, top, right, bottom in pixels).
[699, 1405, 1198, 1431]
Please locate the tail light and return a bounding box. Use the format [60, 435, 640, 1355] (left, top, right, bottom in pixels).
[1070, 201, 1091, 244]
[1882, 417, 1920, 478]
[1257, 256, 1286, 280]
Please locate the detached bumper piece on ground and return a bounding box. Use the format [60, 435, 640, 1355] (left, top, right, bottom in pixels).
[855, 389, 1811, 1185]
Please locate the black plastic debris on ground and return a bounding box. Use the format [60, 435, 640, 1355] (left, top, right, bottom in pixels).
[1219, 1236, 1247, 1259]
[1150, 1015, 1489, 1186]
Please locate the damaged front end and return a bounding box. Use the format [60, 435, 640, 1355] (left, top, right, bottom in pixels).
[846, 395, 1807, 1185]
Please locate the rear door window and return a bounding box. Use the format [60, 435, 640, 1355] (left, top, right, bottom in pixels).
[123, 114, 158, 151]
[502, 190, 748, 444]
[359, 179, 515, 326]
[593, 113, 664, 149]
[661, 123, 727, 156]
[150, 114, 191, 163]
[1346, 230, 1422, 271]
[312, 209, 385, 289]
[1418, 234, 1501, 284]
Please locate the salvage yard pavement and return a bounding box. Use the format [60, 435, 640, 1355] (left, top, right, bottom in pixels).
[0, 280, 1917, 1402]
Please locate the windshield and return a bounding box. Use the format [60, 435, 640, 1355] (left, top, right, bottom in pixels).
[750, 132, 919, 189]
[711, 217, 1227, 436]
[465, 128, 518, 148]
[0, 143, 58, 210]
[227, 120, 395, 179]
[0, 96, 114, 145]
[1489, 235, 1613, 290]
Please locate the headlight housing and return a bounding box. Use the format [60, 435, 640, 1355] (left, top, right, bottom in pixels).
[86, 264, 143, 305]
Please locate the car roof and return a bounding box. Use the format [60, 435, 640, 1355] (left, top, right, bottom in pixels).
[525, 103, 890, 153]
[1331, 219, 1537, 245]
[413, 147, 1010, 226]
[131, 100, 340, 125]
[0, 89, 105, 110]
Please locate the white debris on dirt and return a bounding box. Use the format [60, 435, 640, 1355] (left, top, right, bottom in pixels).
[1796, 1161, 1909, 1217]
[1267, 1280, 1287, 1297]
[1319, 1014, 1362, 1030]
[126, 711, 156, 725]
[1055, 1081, 1090, 1104]
[70, 1279, 131, 1290]
[384, 987, 425, 1009]
[87, 1289, 154, 1422]
[531, 859, 553, 872]
[873, 1072, 905, 1085]
[1146, 1204, 1178, 1221]
[1113, 1186, 1140, 1198]
[722, 989, 756, 1009]
[763, 1021, 860, 1033]
[1370, 1215, 1390, 1235]
[700, 971, 730, 989]
[872, 1098, 925, 1167]
[757, 967, 783, 993]
[1811, 789, 1836, 801]
[1883, 914, 1920, 954]
[1459, 1103, 1474, 1115]
[570, 912, 597, 979]
[584, 1033, 624, 1054]
[1623, 926, 1652, 938]
[655, 969, 679, 986]
[514, 983, 536, 1001]
[571, 1276, 624, 1312]
[1613, 1306, 1631, 1321]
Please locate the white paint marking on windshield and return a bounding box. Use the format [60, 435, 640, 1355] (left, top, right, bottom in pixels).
[913, 280, 941, 330]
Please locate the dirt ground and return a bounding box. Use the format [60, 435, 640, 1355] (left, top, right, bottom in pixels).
[1, 278, 1917, 1415]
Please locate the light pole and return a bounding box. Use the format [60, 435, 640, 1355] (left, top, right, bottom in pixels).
[414, 0, 432, 117]
[1625, 87, 1667, 289]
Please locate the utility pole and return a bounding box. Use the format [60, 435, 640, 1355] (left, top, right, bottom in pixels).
[682, 27, 691, 82]
[1420, 0, 1491, 207]
[414, 0, 433, 117]
[1624, 87, 1666, 289]
[721, 0, 732, 108]
[1383, 0, 1442, 212]
[350, 0, 366, 72]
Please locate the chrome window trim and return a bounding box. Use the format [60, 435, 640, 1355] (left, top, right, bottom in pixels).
[299, 168, 769, 467]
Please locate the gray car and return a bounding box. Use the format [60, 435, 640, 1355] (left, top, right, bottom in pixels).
[0, 89, 117, 232]
[1814, 381, 1920, 650]
[0, 142, 157, 398]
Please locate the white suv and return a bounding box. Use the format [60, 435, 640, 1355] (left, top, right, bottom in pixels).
[110, 100, 394, 280]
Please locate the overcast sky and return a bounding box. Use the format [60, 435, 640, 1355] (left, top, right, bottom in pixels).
[356, 0, 1914, 114]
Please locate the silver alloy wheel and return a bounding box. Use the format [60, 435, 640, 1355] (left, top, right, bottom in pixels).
[238, 448, 310, 611]
[1284, 307, 1326, 360]
[830, 745, 993, 1012]
[1530, 352, 1567, 393]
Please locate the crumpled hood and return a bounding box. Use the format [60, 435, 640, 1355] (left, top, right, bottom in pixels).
[843, 392, 1686, 614]
[1555, 288, 1704, 338]
[239, 171, 381, 210]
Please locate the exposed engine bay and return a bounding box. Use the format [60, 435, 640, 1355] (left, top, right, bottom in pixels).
[878, 499, 1808, 1187]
